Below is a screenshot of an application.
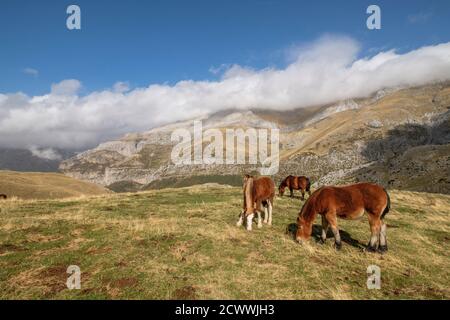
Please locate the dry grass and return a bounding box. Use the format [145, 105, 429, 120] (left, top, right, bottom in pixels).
[0, 170, 110, 200]
[0, 186, 449, 299]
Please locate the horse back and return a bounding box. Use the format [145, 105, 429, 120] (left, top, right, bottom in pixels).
[297, 176, 310, 190]
[314, 183, 388, 218]
[253, 177, 275, 201]
[286, 176, 309, 191]
[314, 186, 363, 217]
[355, 183, 389, 216]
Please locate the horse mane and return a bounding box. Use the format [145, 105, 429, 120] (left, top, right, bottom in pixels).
[243, 176, 254, 213]
[299, 197, 312, 219]
[299, 187, 321, 220]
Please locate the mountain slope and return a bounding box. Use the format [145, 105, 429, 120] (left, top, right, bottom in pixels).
[0, 170, 110, 200]
[0, 148, 76, 172]
[60, 82, 450, 194]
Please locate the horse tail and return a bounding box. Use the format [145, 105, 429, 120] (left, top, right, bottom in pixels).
[381, 188, 390, 219]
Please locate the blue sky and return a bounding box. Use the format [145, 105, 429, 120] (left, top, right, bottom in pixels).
[1, 0, 449, 96]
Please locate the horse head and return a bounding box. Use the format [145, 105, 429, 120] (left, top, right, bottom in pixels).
[295, 201, 314, 243]
[278, 182, 286, 197]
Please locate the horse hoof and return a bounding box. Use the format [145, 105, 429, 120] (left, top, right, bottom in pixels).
[378, 245, 388, 253]
[366, 246, 377, 253]
[257, 224, 262, 229]
[319, 238, 326, 245]
[335, 242, 342, 250]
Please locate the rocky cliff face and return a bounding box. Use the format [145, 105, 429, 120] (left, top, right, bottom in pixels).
[60, 83, 450, 194]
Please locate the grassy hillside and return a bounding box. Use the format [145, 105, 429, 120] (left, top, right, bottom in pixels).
[0, 171, 110, 200]
[143, 174, 243, 190]
[0, 186, 449, 299]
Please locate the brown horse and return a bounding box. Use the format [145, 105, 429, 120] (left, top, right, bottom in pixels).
[295, 183, 390, 252]
[0, 194, 7, 200]
[237, 175, 275, 231]
[279, 175, 311, 200]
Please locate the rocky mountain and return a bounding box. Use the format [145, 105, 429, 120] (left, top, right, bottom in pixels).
[60, 82, 450, 194]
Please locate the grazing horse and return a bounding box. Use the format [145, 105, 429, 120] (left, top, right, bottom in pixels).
[295, 183, 390, 252]
[0, 194, 7, 200]
[279, 175, 311, 200]
[237, 175, 275, 231]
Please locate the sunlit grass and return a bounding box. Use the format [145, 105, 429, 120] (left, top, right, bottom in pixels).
[0, 186, 449, 299]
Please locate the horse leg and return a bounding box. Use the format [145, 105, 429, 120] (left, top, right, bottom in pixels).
[263, 206, 268, 224]
[236, 211, 244, 227]
[327, 214, 342, 250]
[267, 200, 273, 226]
[367, 214, 381, 252]
[301, 189, 305, 201]
[379, 222, 388, 253]
[320, 215, 329, 244]
[289, 188, 293, 198]
[246, 213, 254, 231]
[257, 209, 263, 228]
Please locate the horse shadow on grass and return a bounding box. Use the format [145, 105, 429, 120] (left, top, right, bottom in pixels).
[286, 223, 366, 250]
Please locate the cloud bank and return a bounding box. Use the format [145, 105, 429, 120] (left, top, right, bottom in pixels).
[1, 35, 450, 150]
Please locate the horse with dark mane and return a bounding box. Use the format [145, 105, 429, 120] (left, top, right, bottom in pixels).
[279, 175, 311, 200]
[0, 194, 7, 200]
[295, 183, 390, 252]
[237, 175, 275, 231]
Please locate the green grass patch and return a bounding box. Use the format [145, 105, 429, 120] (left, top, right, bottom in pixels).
[0, 187, 449, 299]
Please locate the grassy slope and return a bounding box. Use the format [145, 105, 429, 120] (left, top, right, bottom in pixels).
[0, 170, 109, 200]
[0, 186, 449, 299]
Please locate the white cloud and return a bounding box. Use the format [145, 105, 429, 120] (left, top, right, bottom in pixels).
[1, 35, 450, 150]
[23, 68, 39, 77]
[113, 81, 130, 93]
[29, 146, 62, 161]
[209, 64, 231, 75]
[50, 79, 81, 96]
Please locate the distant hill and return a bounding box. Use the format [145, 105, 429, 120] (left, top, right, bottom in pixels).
[0, 170, 110, 200]
[60, 82, 450, 194]
[0, 148, 76, 172]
